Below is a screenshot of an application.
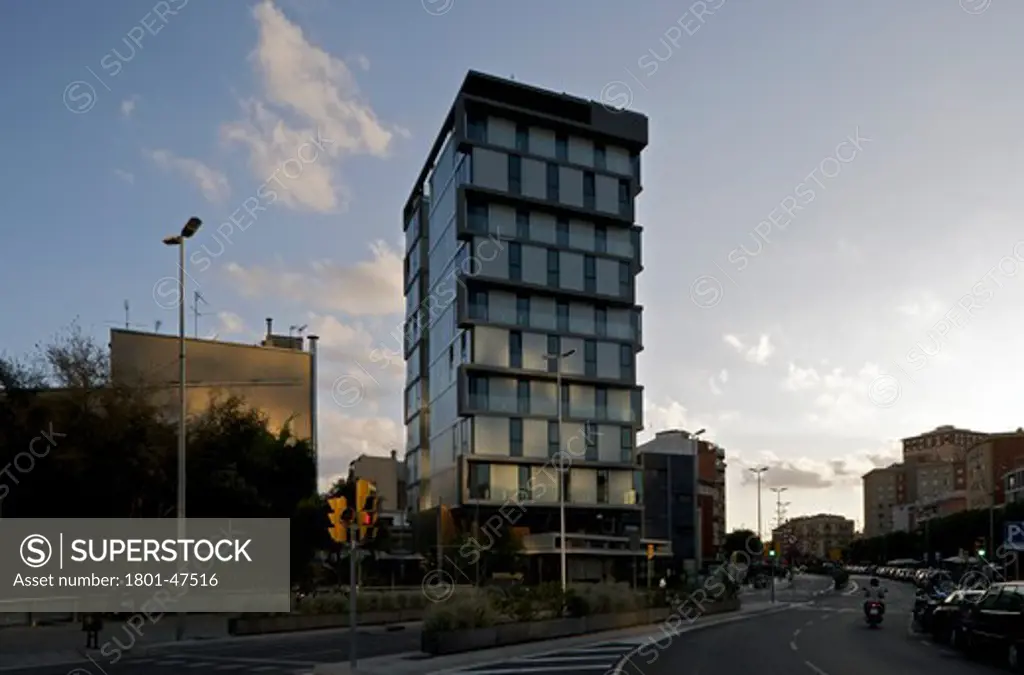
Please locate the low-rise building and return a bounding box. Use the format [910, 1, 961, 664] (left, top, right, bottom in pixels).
[966, 431, 1024, 509]
[773, 514, 855, 560]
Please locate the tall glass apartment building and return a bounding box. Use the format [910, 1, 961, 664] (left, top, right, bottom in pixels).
[403, 72, 648, 582]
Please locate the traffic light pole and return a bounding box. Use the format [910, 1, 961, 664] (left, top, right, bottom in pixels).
[770, 554, 776, 604]
[349, 522, 357, 671]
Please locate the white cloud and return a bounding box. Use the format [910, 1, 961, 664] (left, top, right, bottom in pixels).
[723, 333, 775, 365]
[355, 54, 370, 71]
[782, 363, 820, 391]
[225, 240, 403, 316]
[146, 149, 230, 203]
[216, 312, 246, 334]
[735, 442, 900, 490]
[222, 0, 406, 213]
[317, 409, 402, 493]
[642, 398, 716, 443]
[114, 169, 134, 184]
[121, 96, 138, 117]
[896, 292, 944, 319]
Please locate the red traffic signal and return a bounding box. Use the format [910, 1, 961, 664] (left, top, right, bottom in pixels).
[361, 513, 371, 526]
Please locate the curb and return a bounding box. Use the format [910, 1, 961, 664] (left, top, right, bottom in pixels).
[609, 603, 794, 675]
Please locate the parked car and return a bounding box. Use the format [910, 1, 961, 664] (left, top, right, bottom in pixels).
[955, 582, 1024, 669]
[929, 589, 984, 644]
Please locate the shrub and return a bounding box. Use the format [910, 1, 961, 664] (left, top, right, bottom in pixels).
[423, 591, 499, 633]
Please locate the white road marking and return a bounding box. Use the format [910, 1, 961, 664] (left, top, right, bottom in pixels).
[804, 660, 830, 675]
[844, 581, 860, 596]
[805, 620, 814, 627]
[919, 640, 932, 647]
[793, 629, 801, 637]
[790, 641, 798, 651]
[154, 662, 184, 667]
[186, 664, 215, 669]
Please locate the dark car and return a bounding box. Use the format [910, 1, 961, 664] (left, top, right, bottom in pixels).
[956, 582, 1024, 669]
[930, 589, 984, 644]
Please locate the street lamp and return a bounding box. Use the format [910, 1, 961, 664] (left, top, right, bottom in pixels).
[749, 466, 769, 543]
[163, 217, 201, 641]
[543, 347, 576, 593]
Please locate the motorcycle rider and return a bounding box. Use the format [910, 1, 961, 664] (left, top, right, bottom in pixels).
[863, 576, 887, 618]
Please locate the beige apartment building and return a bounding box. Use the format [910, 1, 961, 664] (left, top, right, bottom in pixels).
[349, 450, 408, 515]
[109, 322, 316, 442]
[862, 464, 904, 537]
[903, 425, 987, 463]
[965, 431, 1024, 509]
[773, 514, 855, 560]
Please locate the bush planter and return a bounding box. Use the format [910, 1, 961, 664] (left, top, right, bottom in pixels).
[422, 600, 738, 655]
[228, 608, 424, 636]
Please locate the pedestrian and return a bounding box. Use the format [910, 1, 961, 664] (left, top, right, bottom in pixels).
[83, 613, 102, 649]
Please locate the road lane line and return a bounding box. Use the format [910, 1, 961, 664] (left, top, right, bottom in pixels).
[793, 629, 801, 637]
[804, 660, 830, 675]
[790, 642, 798, 651]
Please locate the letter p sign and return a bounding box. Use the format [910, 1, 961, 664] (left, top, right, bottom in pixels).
[1006, 522, 1024, 550]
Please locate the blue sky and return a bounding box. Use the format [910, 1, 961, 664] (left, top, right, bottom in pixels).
[3, 0, 1023, 530]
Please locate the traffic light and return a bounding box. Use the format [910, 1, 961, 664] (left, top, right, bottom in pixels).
[647, 544, 655, 560]
[327, 496, 350, 543]
[355, 479, 379, 541]
[976, 537, 987, 557]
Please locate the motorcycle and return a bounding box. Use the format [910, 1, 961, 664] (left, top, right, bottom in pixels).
[865, 601, 884, 627]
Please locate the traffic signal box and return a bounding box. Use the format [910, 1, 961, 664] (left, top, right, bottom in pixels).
[327, 479, 379, 545]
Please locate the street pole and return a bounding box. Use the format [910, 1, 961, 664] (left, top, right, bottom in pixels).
[163, 217, 200, 643]
[176, 239, 186, 641]
[545, 348, 575, 593]
[749, 467, 769, 543]
[349, 522, 357, 671]
[556, 360, 566, 593]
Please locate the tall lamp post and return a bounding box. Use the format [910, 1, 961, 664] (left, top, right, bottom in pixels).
[163, 217, 202, 641]
[749, 466, 769, 544]
[544, 347, 576, 593]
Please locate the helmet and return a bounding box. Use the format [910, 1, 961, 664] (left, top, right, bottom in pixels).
[870, 577, 880, 587]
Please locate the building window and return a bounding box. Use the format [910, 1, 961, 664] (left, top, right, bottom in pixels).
[556, 133, 568, 161]
[548, 421, 559, 458]
[516, 295, 530, 326]
[469, 463, 490, 499]
[516, 209, 530, 239]
[510, 331, 523, 369]
[546, 163, 559, 201]
[518, 464, 531, 499]
[583, 171, 596, 210]
[510, 418, 523, 457]
[509, 242, 522, 281]
[594, 144, 606, 170]
[620, 427, 633, 463]
[469, 289, 488, 320]
[595, 306, 607, 337]
[585, 421, 598, 461]
[597, 469, 609, 503]
[547, 335, 559, 372]
[517, 380, 530, 414]
[596, 386, 608, 418]
[618, 179, 630, 216]
[620, 344, 633, 378]
[561, 382, 570, 414]
[515, 124, 529, 153]
[557, 217, 570, 247]
[584, 339, 597, 377]
[467, 199, 487, 233]
[584, 255, 597, 293]
[547, 249, 560, 287]
[619, 261, 631, 297]
[595, 225, 607, 254]
[467, 112, 487, 143]
[509, 155, 522, 195]
[630, 152, 640, 182]
[469, 375, 489, 409]
[557, 301, 570, 332]
[561, 471, 571, 501]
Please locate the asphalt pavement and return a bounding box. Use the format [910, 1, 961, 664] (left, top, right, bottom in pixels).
[0, 623, 420, 675]
[618, 575, 998, 675]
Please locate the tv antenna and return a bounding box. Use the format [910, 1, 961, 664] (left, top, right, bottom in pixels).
[154, 320, 163, 333]
[105, 299, 147, 331]
[191, 291, 211, 337]
[289, 324, 308, 337]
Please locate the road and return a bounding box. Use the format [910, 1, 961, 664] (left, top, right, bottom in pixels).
[619, 575, 1000, 675]
[0, 623, 420, 675]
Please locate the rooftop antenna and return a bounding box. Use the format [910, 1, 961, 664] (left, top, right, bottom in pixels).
[290, 324, 308, 337]
[192, 291, 209, 338]
[105, 300, 146, 331]
[154, 320, 162, 333]
[124, 300, 130, 329]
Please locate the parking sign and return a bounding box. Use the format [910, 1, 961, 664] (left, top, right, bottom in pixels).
[1005, 521, 1024, 551]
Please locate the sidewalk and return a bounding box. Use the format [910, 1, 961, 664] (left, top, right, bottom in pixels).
[315, 600, 791, 675]
[0, 615, 228, 670]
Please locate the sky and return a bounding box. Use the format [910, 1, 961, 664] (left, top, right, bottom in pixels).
[2, 0, 1023, 533]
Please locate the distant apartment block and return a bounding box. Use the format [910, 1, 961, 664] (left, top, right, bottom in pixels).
[965, 430, 1024, 510]
[109, 319, 316, 443]
[902, 425, 987, 463]
[402, 70, 647, 582]
[773, 514, 854, 560]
